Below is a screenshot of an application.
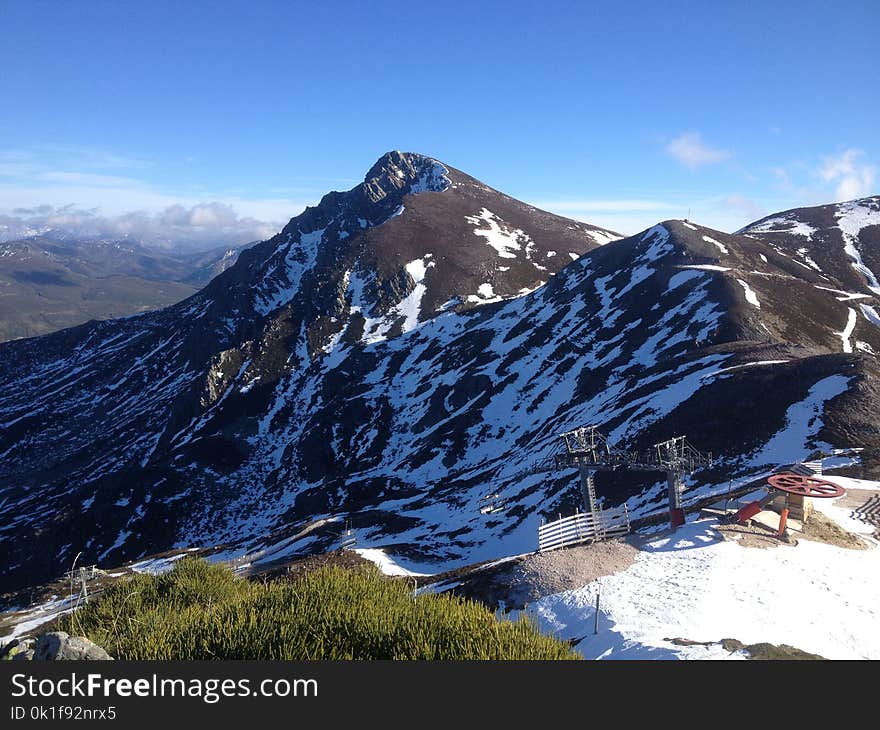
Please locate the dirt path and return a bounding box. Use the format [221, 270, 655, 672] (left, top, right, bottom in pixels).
[450, 538, 639, 609]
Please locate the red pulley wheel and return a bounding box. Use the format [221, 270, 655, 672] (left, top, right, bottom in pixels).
[767, 472, 844, 498]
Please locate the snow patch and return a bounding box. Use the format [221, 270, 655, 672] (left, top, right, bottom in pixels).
[354, 548, 431, 577]
[253, 228, 325, 315]
[409, 160, 452, 194]
[701, 360, 789, 378]
[467, 282, 504, 304]
[736, 278, 761, 308]
[465, 208, 533, 259]
[703, 235, 729, 254]
[588, 229, 621, 245]
[748, 216, 817, 239]
[1, 596, 77, 642]
[859, 303, 880, 328]
[667, 269, 705, 291]
[436, 297, 461, 312]
[796, 247, 822, 271]
[678, 264, 730, 272]
[836, 200, 880, 295]
[836, 307, 857, 353]
[239, 376, 261, 394]
[357, 257, 434, 343]
[129, 553, 188, 576]
[750, 374, 851, 466]
[814, 285, 872, 301]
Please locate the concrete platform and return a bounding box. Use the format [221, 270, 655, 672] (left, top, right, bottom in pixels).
[750, 509, 803, 534]
[699, 505, 804, 535]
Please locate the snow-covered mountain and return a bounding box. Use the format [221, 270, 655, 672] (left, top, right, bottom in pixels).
[739, 195, 880, 298]
[0, 153, 877, 593]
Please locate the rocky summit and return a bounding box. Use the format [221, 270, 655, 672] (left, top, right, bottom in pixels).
[1, 152, 878, 592]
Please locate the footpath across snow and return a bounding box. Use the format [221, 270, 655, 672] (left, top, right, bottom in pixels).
[525, 499, 880, 660]
[353, 548, 432, 577]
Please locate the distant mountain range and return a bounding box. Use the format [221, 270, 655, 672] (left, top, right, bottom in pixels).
[0, 236, 253, 341]
[0, 151, 877, 593]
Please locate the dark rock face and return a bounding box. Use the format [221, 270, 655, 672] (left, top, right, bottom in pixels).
[0, 153, 878, 592]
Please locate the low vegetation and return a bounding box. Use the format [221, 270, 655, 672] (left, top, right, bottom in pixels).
[56, 557, 578, 660]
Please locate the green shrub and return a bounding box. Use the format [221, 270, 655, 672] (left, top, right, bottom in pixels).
[56, 557, 578, 660]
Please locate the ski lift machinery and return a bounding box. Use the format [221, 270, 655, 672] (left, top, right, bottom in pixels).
[479, 492, 507, 515]
[482, 425, 713, 529]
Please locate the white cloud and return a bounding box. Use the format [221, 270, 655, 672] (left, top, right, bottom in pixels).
[0, 203, 282, 251]
[666, 132, 731, 170]
[818, 149, 876, 201]
[0, 145, 314, 249]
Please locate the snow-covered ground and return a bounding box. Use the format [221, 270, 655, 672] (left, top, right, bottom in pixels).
[129, 548, 201, 575]
[746, 216, 817, 240]
[0, 595, 78, 642]
[523, 491, 880, 660]
[353, 548, 431, 577]
[4, 480, 878, 659]
[0, 547, 203, 642]
[836, 200, 880, 296]
[736, 278, 761, 308]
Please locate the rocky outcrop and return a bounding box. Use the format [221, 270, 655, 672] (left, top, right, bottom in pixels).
[33, 632, 113, 661]
[1, 636, 35, 661]
[201, 344, 252, 407]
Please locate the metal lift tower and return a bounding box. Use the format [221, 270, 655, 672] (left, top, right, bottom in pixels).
[553, 426, 713, 528]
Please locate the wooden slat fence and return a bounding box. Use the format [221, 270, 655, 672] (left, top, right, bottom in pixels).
[538, 504, 630, 552]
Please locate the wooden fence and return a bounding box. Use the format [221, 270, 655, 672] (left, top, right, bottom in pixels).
[538, 504, 630, 552]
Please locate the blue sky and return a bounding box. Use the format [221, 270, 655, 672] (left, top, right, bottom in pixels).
[1, 0, 877, 246]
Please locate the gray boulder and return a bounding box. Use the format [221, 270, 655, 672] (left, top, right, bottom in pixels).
[34, 632, 113, 660]
[1, 637, 34, 660]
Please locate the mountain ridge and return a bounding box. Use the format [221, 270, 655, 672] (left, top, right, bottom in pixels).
[0, 152, 877, 593]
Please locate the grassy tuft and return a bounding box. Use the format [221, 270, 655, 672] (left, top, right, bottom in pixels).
[56, 557, 578, 660]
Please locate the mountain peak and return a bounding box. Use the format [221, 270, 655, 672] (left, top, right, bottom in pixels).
[362, 151, 451, 203]
[3, 173, 880, 595]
